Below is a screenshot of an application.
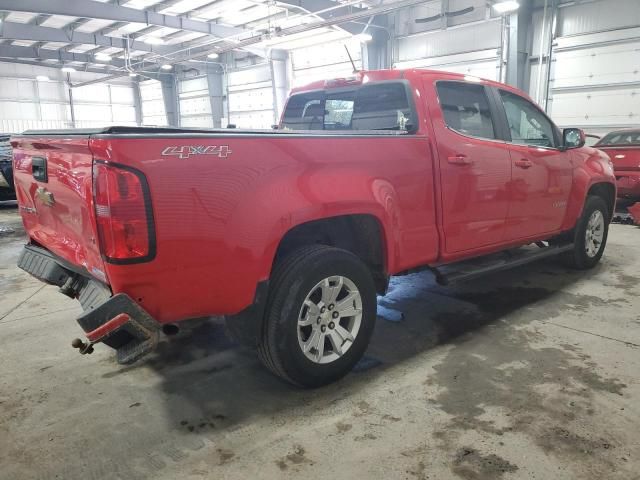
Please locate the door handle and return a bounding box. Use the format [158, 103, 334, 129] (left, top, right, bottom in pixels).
[447, 154, 473, 165]
[514, 159, 533, 169]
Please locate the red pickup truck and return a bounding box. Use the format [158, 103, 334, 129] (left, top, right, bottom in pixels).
[12, 69, 616, 387]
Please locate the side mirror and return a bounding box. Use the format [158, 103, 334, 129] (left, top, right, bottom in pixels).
[562, 128, 586, 150]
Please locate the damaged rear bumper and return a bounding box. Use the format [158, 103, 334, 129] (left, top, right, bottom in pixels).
[17, 244, 160, 364]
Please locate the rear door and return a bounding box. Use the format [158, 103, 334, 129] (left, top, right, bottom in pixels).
[426, 79, 512, 254]
[495, 89, 573, 240]
[11, 135, 107, 282]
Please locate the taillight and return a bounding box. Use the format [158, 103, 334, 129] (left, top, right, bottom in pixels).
[93, 161, 155, 263]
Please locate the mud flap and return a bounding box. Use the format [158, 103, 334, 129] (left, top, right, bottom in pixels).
[77, 293, 160, 364]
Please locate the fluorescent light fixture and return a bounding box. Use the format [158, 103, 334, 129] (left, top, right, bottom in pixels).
[35, 75, 49, 81]
[143, 37, 164, 45]
[353, 33, 372, 43]
[61, 66, 76, 73]
[94, 53, 112, 61]
[161, 64, 173, 70]
[492, 1, 520, 13]
[207, 52, 219, 59]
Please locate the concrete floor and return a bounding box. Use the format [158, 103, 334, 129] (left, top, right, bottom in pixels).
[0, 202, 638, 480]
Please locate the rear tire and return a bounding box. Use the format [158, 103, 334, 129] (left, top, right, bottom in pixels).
[258, 245, 377, 388]
[565, 195, 610, 269]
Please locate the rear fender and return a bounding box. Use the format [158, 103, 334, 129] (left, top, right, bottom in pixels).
[226, 166, 399, 282]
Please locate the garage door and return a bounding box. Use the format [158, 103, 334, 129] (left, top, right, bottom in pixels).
[73, 82, 137, 128]
[179, 76, 213, 128]
[547, 34, 640, 137]
[0, 75, 71, 132]
[140, 79, 167, 126]
[227, 64, 274, 129]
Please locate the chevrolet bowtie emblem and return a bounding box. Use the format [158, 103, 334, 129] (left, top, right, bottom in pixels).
[35, 187, 55, 207]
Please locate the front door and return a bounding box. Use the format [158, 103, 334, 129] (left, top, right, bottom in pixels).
[497, 89, 573, 240]
[426, 79, 512, 254]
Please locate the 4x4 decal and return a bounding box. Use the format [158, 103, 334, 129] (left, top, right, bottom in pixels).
[161, 145, 232, 159]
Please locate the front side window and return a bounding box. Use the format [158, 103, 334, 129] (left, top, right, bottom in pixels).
[500, 90, 556, 148]
[436, 82, 496, 140]
[281, 82, 414, 132]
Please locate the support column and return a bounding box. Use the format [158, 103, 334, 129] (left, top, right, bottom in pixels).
[505, 0, 532, 91]
[270, 49, 290, 125]
[132, 79, 143, 126]
[159, 75, 179, 127]
[206, 64, 225, 128]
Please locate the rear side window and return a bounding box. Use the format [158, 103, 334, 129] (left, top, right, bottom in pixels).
[499, 90, 556, 148]
[436, 82, 496, 140]
[597, 131, 640, 146]
[281, 82, 414, 132]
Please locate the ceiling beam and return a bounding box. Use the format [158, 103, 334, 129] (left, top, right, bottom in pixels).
[0, 0, 254, 39]
[276, 0, 369, 34]
[0, 57, 126, 76]
[0, 21, 178, 55]
[0, 44, 127, 67]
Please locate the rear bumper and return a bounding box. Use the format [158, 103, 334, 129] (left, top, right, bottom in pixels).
[615, 172, 640, 199]
[17, 245, 160, 364]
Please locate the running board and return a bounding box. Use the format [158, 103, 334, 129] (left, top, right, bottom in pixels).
[433, 243, 574, 286]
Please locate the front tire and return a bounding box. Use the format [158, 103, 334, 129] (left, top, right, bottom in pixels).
[258, 245, 377, 388]
[565, 195, 610, 269]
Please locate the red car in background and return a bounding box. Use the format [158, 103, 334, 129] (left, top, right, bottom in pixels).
[595, 129, 640, 201]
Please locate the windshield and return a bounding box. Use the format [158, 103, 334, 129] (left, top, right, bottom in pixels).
[281, 82, 414, 132]
[596, 130, 640, 147]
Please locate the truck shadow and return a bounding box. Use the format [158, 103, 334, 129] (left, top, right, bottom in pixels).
[136, 257, 612, 435]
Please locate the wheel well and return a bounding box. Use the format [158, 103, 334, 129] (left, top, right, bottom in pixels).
[588, 183, 616, 220]
[274, 215, 388, 293]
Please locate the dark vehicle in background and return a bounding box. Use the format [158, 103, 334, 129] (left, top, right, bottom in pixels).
[0, 134, 16, 201]
[595, 129, 640, 201]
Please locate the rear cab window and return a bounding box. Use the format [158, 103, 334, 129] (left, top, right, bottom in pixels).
[435, 81, 497, 140]
[282, 82, 416, 133]
[596, 131, 640, 147]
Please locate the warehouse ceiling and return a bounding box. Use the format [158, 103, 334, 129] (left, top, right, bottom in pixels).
[0, 0, 402, 76]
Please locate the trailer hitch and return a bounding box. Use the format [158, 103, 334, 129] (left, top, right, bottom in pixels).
[71, 338, 94, 355]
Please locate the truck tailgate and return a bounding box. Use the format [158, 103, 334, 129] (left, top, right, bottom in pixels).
[11, 136, 107, 283]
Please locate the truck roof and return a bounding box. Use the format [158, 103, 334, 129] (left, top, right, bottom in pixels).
[290, 68, 502, 94]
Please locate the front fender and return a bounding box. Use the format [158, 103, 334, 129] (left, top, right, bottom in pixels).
[562, 147, 616, 230]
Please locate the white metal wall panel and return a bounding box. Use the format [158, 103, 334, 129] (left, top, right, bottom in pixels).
[393, 49, 500, 81]
[557, 0, 640, 37]
[396, 20, 501, 63]
[228, 64, 274, 129]
[291, 39, 362, 88]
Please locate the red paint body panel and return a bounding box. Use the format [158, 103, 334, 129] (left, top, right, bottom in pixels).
[87, 133, 438, 322]
[11, 137, 107, 282]
[11, 69, 616, 325]
[597, 146, 640, 199]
